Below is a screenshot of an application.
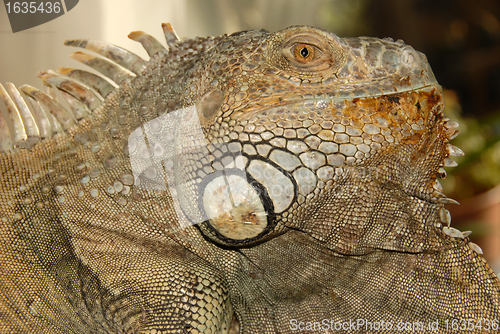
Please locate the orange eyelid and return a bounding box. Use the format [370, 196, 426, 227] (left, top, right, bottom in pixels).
[292, 43, 316, 62]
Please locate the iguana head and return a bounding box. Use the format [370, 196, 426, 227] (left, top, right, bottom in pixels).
[0, 24, 461, 254]
[139, 25, 460, 252]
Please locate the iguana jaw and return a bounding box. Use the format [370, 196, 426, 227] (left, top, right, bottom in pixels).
[260, 84, 459, 255]
[191, 83, 457, 248]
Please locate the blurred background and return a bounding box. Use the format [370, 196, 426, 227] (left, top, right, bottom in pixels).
[1, 0, 500, 270]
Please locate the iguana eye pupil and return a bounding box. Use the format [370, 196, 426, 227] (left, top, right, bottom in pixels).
[292, 44, 315, 62]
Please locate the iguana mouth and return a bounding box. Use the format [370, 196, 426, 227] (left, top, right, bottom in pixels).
[235, 82, 442, 120]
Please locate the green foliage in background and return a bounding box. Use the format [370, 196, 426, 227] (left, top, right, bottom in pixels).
[442, 90, 500, 200]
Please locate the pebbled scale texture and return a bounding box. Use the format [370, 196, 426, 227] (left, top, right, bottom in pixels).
[0, 24, 499, 333]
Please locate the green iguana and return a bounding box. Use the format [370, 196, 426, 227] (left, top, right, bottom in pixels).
[1, 23, 499, 333]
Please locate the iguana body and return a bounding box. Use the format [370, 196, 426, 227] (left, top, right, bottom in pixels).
[0, 24, 499, 333]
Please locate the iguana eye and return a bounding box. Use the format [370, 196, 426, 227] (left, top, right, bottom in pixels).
[293, 43, 316, 62]
[266, 27, 348, 77]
